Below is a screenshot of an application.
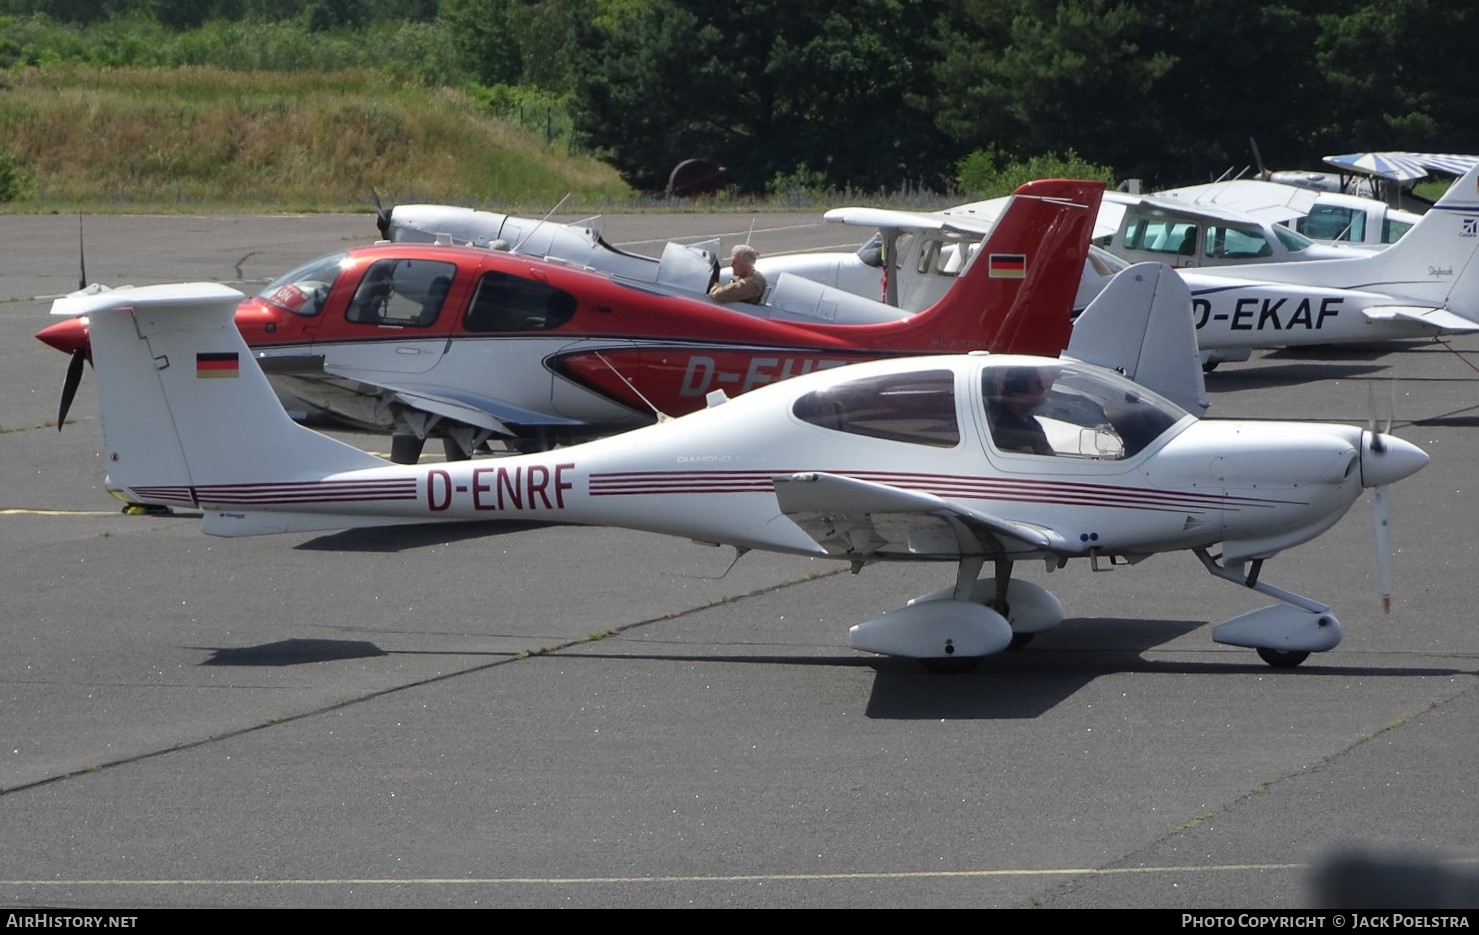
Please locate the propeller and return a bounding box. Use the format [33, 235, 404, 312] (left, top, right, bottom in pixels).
[57, 347, 86, 430]
[1361, 378, 1421, 613]
[372, 187, 392, 240]
[55, 215, 93, 431]
[1249, 137, 1271, 181]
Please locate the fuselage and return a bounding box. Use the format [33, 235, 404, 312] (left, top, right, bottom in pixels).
[145, 354, 1387, 565]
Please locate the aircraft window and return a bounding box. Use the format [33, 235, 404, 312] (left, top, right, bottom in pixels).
[1273, 225, 1316, 253]
[1295, 205, 1364, 242]
[856, 233, 884, 268]
[792, 370, 959, 448]
[345, 259, 457, 327]
[258, 251, 347, 317]
[1205, 224, 1272, 259]
[1382, 217, 1413, 243]
[463, 270, 578, 332]
[982, 364, 1184, 459]
[1124, 219, 1198, 256]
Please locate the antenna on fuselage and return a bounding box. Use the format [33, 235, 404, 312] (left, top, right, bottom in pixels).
[590, 349, 672, 423]
[510, 192, 572, 254]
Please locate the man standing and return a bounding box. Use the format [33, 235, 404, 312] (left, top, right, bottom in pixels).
[709, 244, 768, 304]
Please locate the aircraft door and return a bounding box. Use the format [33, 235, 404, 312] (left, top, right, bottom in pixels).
[334, 257, 461, 374]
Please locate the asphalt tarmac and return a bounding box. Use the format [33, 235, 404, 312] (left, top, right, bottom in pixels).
[1, 212, 1476, 909]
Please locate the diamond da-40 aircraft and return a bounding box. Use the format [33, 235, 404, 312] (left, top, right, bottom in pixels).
[39, 180, 1106, 463]
[51, 258, 1425, 672]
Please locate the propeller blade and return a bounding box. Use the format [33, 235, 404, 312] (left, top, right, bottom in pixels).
[1372, 483, 1393, 613]
[1366, 381, 1386, 453]
[58, 346, 86, 430]
[372, 188, 391, 240]
[1249, 137, 1269, 181]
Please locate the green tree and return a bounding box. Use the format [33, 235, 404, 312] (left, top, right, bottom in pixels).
[1315, 0, 1479, 154]
[570, 0, 946, 193]
[441, 0, 523, 86]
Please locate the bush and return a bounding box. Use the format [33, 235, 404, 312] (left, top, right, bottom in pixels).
[957, 147, 1116, 199]
[0, 145, 34, 202]
[765, 165, 829, 205]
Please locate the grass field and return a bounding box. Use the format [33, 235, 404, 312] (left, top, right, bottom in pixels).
[0, 66, 634, 213]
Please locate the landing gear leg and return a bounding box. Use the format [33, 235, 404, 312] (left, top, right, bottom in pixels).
[390, 433, 425, 464]
[989, 559, 1035, 650]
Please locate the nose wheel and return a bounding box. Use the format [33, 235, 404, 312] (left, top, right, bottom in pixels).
[1256, 647, 1310, 668]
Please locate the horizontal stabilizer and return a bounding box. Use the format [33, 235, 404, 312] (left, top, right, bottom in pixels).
[1360, 305, 1479, 333]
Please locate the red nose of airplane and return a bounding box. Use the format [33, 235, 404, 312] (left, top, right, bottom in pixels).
[36, 317, 91, 355]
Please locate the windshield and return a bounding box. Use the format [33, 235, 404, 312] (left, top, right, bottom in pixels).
[1273, 225, 1316, 253]
[856, 233, 884, 268]
[257, 251, 349, 317]
[983, 361, 1186, 459]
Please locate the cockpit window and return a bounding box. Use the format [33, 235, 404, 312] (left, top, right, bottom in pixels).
[793, 370, 959, 447]
[1206, 224, 1274, 259]
[982, 363, 1185, 459]
[258, 251, 347, 317]
[856, 233, 884, 268]
[463, 270, 578, 332]
[1273, 224, 1316, 253]
[345, 258, 457, 327]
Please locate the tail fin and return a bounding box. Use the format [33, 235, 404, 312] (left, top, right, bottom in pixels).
[1214, 162, 1479, 319]
[51, 283, 385, 506]
[878, 180, 1103, 355]
[1067, 262, 1208, 415]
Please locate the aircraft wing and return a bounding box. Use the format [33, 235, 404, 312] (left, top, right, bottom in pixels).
[771, 471, 1067, 560]
[823, 207, 994, 236]
[1359, 306, 1479, 333]
[1324, 152, 1479, 182]
[259, 353, 586, 435]
[1155, 179, 1319, 223]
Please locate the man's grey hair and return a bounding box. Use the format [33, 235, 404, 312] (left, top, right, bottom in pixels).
[730, 244, 759, 265]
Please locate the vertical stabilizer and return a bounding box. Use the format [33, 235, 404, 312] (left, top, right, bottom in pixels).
[881, 181, 1103, 356]
[1068, 262, 1208, 415]
[52, 283, 385, 504]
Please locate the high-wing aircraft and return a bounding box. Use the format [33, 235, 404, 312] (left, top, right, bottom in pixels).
[759, 161, 1479, 368]
[38, 180, 1103, 463]
[52, 267, 1425, 671]
[1090, 190, 1368, 268]
[1154, 178, 1422, 247]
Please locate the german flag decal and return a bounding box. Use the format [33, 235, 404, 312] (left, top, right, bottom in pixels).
[196, 352, 240, 379]
[988, 254, 1027, 279]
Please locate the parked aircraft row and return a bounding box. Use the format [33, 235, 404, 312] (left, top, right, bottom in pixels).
[48, 242, 1426, 672]
[761, 161, 1479, 368]
[41, 179, 1112, 462]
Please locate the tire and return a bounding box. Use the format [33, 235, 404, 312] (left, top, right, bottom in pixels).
[1256, 647, 1310, 668]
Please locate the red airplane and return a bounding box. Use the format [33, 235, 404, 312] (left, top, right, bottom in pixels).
[38, 180, 1103, 463]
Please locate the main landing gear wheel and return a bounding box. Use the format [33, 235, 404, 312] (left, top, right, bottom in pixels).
[1007, 632, 1035, 651]
[919, 655, 986, 674]
[1256, 647, 1310, 668]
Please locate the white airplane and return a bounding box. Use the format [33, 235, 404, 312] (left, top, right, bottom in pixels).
[1153, 179, 1422, 248]
[52, 262, 1425, 672]
[375, 199, 723, 295]
[759, 161, 1479, 368]
[1089, 190, 1368, 268]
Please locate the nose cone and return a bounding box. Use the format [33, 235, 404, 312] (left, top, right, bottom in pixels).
[36, 317, 90, 355]
[1361, 431, 1429, 488]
